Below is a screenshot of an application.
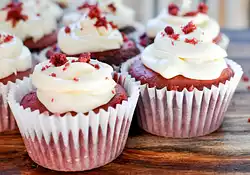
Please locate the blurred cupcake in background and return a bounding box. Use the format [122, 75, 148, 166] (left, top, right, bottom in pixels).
[140, 1, 229, 49]
[37, 6, 140, 68]
[62, 0, 144, 37]
[0, 1, 59, 52]
[0, 32, 32, 132]
[8, 53, 139, 171]
[122, 22, 242, 138]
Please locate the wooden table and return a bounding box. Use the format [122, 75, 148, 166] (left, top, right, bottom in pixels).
[1, 92, 250, 175]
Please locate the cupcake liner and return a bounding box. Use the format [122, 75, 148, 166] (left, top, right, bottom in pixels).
[8, 73, 139, 171]
[121, 56, 243, 138]
[218, 33, 230, 50]
[0, 78, 30, 133]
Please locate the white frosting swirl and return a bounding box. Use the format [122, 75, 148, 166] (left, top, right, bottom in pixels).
[142, 25, 228, 80]
[32, 58, 117, 114]
[0, 2, 57, 42]
[58, 15, 123, 55]
[0, 32, 32, 79]
[146, 8, 220, 42]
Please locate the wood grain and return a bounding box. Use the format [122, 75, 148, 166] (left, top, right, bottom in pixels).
[1, 92, 250, 175]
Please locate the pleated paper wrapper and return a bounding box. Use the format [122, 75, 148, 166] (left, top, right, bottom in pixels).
[8, 73, 140, 172]
[121, 56, 243, 138]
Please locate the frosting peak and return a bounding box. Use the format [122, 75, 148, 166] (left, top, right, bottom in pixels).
[142, 23, 228, 80]
[0, 32, 32, 79]
[58, 9, 123, 55]
[32, 54, 116, 113]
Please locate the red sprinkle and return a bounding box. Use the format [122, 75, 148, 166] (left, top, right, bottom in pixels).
[95, 17, 108, 29]
[50, 73, 57, 77]
[41, 67, 46, 71]
[36, 13, 40, 16]
[182, 21, 197, 34]
[168, 3, 179, 16]
[2, 34, 14, 43]
[112, 90, 115, 94]
[169, 34, 180, 40]
[198, 2, 208, 14]
[109, 21, 118, 29]
[78, 2, 95, 10]
[73, 78, 79, 82]
[183, 11, 198, 17]
[171, 41, 174, 46]
[65, 26, 71, 34]
[164, 26, 174, 35]
[242, 75, 249, 82]
[78, 53, 91, 63]
[50, 53, 68, 67]
[51, 98, 54, 102]
[185, 38, 198, 45]
[94, 64, 100, 69]
[88, 6, 101, 19]
[108, 3, 117, 13]
[4, 2, 28, 27]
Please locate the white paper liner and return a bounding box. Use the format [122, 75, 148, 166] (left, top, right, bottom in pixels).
[8, 73, 139, 171]
[121, 56, 243, 138]
[218, 33, 230, 50]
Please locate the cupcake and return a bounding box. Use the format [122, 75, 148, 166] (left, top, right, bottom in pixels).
[62, 1, 143, 36]
[140, 1, 229, 49]
[8, 53, 139, 171]
[0, 1, 59, 52]
[38, 7, 140, 67]
[0, 32, 32, 132]
[122, 22, 242, 138]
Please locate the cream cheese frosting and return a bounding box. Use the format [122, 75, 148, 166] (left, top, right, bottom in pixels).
[0, 32, 32, 79]
[62, 1, 135, 29]
[58, 14, 124, 55]
[32, 54, 116, 114]
[0, 2, 57, 42]
[142, 23, 228, 80]
[146, 2, 220, 42]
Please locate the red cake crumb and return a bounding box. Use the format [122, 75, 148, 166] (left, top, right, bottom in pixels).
[198, 2, 208, 14]
[169, 34, 180, 40]
[183, 11, 198, 17]
[242, 75, 249, 82]
[93, 64, 100, 69]
[0, 34, 14, 44]
[109, 21, 118, 29]
[65, 26, 71, 34]
[108, 3, 116, 13]
[73, 77, 79, 82]
[182, 22, 197, 34]
[78, 53, 91, 63]
[95, 17, 108, 29]
[4, 2, 28, 27]
[50, 73, 56, 77]
[168, 3, 179, 16]
[78, 2, 96, 10]
[185, 38, 198, 45]
[88, 6, 101, 19]
[164, 26, 174, 35]
[50, 53, 68, 67]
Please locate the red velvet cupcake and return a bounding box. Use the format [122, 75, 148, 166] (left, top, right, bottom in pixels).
[0, 32, 32, 132]
[38, 6, 140, 67]
[140, 2, 229, 49]
[0, 2, 59, 52]
[122, 23, 242, 138]
[8, 54, 139, 171]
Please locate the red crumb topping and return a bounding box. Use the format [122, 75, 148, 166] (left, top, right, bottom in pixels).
[242, 75, 249, 82]
[50, 73, 57, 77]
[169, 34, 180, 40]
[108, 3, 117, 13]
[78, 53, 91, 63]
[51, 98, 54, 102]
[41, 65, 51, 72]
[183, 11, 199, 17]
[94, 64, 100, 69]
[50, 53, 68, 67]
[112, 90, 115, 94]
[95, 17, 108, 29]
[88, 6, 101, 19]
[78, 2, 96, 10]
[0, 34, 14, 44]
[65, 26, 71, 34]
[122, 33, 129, 42]
[168, 3, 179, 16]
[182, 21, 197, 34]
[36, 13, 40, 16]
[3, 2, 28, 27]
[73, 77, 79, 82]
[164, 26, 174, 35]
[109, 21, 118, 29]
[41, 67, 46, 71]
[198, 2, 208, 14]
[185, 38, 198, 45]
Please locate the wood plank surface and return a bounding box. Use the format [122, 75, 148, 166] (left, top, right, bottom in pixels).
[1, 92, 250, 175]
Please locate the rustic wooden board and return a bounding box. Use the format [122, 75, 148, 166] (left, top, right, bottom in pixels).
[1, 92, 250, 175]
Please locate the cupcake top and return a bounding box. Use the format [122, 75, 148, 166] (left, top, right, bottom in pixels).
[0, 2, 58, 42]
[63, 1, 135, 29]
[32, 53, 117, 113]
[146, 1, 220, 42]
[0, 32, 32, 79]
[58, 7, 123, 55]
[142, 22, 228, 80]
